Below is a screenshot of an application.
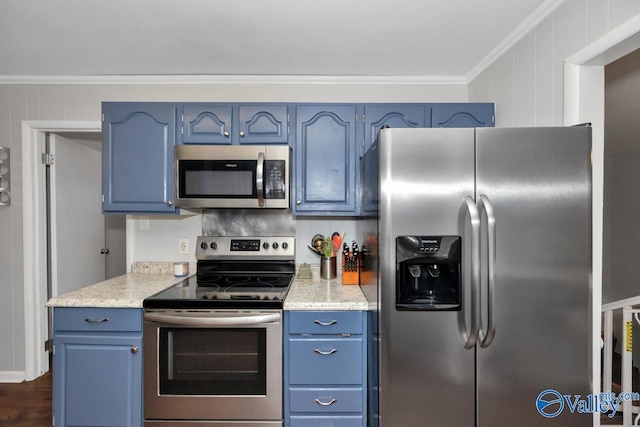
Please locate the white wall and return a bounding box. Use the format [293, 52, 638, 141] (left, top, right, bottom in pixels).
[0, 81, 466, 378]
[469, 0, 640, 127]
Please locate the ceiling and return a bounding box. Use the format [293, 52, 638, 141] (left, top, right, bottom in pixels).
[0, 0, 559, 82]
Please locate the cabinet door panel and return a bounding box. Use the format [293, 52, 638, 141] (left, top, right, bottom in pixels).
[102, 103, 176, 213]
[239, 105, 289, 144]
[289, 415, 364, 427]
[431, 103, 495, 128]
[288, 311, 362, 335]
[289, 338, 363, 385]
[363, 105, 425, 151]
[54, 334, 142, 427]
[290, 388, 364, 413]
[181, 105, 233, 144]
[294, 105, 357, 213]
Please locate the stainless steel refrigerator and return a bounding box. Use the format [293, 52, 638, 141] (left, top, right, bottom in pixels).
[358, 126, 592, 426]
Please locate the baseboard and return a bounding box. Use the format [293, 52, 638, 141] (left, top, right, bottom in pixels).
[0, 371, 27, 383]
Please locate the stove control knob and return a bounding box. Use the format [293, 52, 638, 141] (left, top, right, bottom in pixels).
[200, 242, 208, 250]
[262, 242, 270, 250]
[282, 242, 289, 250]
[272, 242, 279, 250]
[209, 242, 218, 250]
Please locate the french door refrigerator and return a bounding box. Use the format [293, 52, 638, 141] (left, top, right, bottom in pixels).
[360, 126, 592, 426]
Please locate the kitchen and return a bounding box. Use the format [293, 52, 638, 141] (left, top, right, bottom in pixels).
[2, 1, 640, 426]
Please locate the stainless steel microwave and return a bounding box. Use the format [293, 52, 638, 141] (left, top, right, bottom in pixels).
[174, 145, 290, 209]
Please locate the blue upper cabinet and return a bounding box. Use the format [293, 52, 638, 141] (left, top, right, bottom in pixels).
[431, 103, 495, 128]
[294, 105, 357, 214]
[238, 105, 290, 144]
[102, 103, 177, 214]
[178, 104, 290, 145]
[363, 104, 425, 152]
[180, 104, 233, 144]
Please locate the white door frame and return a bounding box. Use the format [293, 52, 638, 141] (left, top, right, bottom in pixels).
[563, 14, 640, 427]
[21, 120, 134, 381]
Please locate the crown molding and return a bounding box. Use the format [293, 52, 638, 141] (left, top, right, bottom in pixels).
[0, 74, 467, 86]
[466, 0, 567, 82]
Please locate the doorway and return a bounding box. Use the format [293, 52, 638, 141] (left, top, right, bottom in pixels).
[21, 120, 129, 381]
[48, 132, 125, 298]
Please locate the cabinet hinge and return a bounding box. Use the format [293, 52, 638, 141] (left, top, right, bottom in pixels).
[101, 113, 104, 122]
[102, 194, 105, 203]
[52, 416, 55, 426]
[41, 153, 55, 166]
[181, 126, 184, 135]
[362, 114, 365, 123]
[361, 138, 365, 147]
[287, 113, 290, 123]
[492, 114, 495, 124]
[44, 339, 53, 353]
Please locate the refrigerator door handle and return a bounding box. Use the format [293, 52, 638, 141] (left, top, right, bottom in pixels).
[478, 194, 496, 348]
[463, 196, 481, 349]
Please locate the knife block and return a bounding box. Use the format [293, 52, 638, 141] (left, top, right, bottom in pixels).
[341, 253, 359, 285]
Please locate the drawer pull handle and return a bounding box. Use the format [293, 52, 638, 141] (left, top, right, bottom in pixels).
[84, 317, 109, 324]
[314, 348, 338, 355]
[313, 320, 338, 326]
[314, 398, 337, 406]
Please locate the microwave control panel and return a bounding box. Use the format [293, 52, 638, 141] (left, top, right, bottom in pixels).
[264, 160, 286, 199]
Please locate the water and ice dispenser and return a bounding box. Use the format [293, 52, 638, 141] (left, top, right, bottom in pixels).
[396, 236, 461, 311]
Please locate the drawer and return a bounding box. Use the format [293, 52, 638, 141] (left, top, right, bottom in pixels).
[54, 308, 142, 333]
[289, 311, 362, 335]
[290, 388, 363, 413]
[289, 338, 363, 385]
[289, 415, 364, 427]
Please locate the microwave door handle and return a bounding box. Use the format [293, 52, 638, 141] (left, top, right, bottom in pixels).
[256, 152, 265, 207]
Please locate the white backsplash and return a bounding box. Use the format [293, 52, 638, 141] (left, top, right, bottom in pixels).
[130, 211, 358, 266]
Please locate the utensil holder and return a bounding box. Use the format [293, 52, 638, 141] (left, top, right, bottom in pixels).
[0, 147, 9, 207]
[320, 256, 337, 280]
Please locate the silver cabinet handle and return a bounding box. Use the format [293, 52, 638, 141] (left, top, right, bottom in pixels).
[314, 398, 337, 406]
[296, 200, 302, 205]
[313, 319, 338, 326]
[130, 346, 139, 354]
[478, 194, 496, 349]
[463, 196, 480, 350]
[314, 348, 338, 355]
[85, 317, 109, 324]
[239, 131, 245, 137]
[100, 248, 110, 254]
[223, 131, 230, 137]
[256, 152, 265, 207]
[166, 200, 173, 207]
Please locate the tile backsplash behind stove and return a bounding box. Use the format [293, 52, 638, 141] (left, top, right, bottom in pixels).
[203, 209, 358, 266]
[130, 210, 358, 266]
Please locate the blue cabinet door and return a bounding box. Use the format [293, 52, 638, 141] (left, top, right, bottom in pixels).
[238, 105, 290, 144]
[53, 333, 142, 427]
[294, 105, 357, 214]
[363, 104, 425, 151]
[102, 103, 177, 213]
[431, 103, 495, 128]
[180, 104, 234, 144]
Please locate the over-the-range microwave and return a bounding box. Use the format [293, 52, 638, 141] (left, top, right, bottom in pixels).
[174, 145, 290, 209]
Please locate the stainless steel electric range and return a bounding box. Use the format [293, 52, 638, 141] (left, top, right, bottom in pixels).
[143, 235, 295, 427]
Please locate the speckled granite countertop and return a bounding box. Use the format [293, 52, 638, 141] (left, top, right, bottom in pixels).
[284, 265, 369, 311]
[46, 262, 195, 308]
[47, 262, 372, 311]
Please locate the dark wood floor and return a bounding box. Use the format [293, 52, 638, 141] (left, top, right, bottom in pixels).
[0, 371, 52, 426]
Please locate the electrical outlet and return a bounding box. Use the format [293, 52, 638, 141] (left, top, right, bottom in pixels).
[178, 239, 189, 254]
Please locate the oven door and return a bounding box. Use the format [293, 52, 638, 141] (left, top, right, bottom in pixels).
[143, 310, 282, 423]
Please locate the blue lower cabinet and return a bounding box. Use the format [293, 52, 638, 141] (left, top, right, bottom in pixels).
[285, 311, 367, 426]
[289, 416, 365, 427]
[53, 308, 143, 427]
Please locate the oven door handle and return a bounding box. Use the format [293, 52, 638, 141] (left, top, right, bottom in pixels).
[144, 312, 280, 326]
